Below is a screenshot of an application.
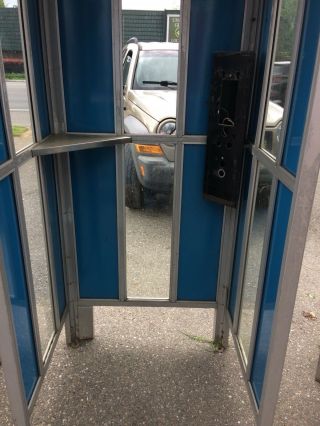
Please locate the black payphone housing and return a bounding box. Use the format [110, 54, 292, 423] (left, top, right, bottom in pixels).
[204, 52, 255, 206]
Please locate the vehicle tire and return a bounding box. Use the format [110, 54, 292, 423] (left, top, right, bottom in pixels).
[125, 145, 143, 209]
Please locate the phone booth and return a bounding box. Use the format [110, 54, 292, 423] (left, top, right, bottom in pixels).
[0, 0, 319, 425]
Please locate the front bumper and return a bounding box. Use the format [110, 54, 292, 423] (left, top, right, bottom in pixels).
[135, 155, 174, 192]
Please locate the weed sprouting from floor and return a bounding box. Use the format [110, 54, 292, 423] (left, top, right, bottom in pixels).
[181, 332, 225, 353]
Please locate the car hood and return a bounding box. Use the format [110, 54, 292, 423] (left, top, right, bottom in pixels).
[128, 90, 177, 122]
[266, 101, 283, 128]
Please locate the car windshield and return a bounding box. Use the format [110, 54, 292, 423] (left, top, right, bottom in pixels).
[133, 50, 178, 90]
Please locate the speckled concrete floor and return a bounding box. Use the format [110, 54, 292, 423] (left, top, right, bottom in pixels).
[1, 309, 255, 425]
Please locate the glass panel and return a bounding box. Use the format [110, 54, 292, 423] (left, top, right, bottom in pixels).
[0, 3, 34, 152]
[122, 0, 180, 135]
[281, 1, 319, 175]
[126, 143, 175, 298]
[0, 176, 39, 399]
[250, 183, 293, 404]
[19, 159, 55, 357]
[229, 151, 252, 320]
[122, 1, 179, 298]
[237, 165, 273, 363]
[260, 0, 299, 159]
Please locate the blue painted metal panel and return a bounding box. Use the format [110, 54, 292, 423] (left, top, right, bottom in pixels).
[41, 156, 66, 317]
[57, 0, 115, 133]
[185, 0, 245, 135]
[178, 145, 224, 301]
[228, 151, 252, 320]
[70, 147, 118, 299]
[0, 105, 9, 164]
[250, 183, 292, 404]
[26, 0, 50, 138]
[281, 0, 320, 175]
[0, 177, 39, 401]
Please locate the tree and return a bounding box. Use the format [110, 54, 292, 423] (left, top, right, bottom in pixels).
[0, 0, 5, 7]
[275, 0, 298, 61]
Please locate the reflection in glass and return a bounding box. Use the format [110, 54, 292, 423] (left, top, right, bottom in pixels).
[122, 1, 180, 136]
[122, 1, 179, 298]
[19, 159, 55, 357]
[238, 166, 273, 362]
[126, 143, 174, 298]
[1, 4, 34, 152]
[261, 0, 299, 158]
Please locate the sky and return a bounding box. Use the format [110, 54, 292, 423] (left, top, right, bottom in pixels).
[5, 0, 180, 9]
[5, 0, 17, 6]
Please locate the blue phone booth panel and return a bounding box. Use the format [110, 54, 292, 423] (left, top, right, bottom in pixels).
[178, 0, 245, 301]
[185, 0, 245, 135]
[70, 147, 119, 299]
[0, 177, 39, 401]
[57, 0, 114, 133]
[178, 145, 224, 301]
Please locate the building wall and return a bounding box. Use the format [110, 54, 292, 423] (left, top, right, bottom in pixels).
[0, 8, 22, 53]
[0, 8, 180, 69]
[122, 10, 180, 44]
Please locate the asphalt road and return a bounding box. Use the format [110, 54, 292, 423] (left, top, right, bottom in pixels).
[127, 193, 173, 299]
[5, 80, 31, 127]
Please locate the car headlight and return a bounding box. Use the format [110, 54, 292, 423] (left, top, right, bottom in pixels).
[157, 120, 176, 135]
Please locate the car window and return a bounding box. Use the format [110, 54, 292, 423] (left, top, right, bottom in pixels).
[123, 51, 132, 87]
[133, 50, 178, 90]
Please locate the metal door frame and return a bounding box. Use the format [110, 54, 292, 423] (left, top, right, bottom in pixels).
[0, 0, 69, 423]
[226, 0, 320, 424]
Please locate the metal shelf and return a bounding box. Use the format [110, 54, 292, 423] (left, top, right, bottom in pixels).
[32, 133, 131, 156]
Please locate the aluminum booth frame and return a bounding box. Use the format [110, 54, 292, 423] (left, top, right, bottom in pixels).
[0, 0, 319, 425]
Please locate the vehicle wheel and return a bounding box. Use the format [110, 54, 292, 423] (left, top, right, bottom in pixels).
[125, 145, 143, 209]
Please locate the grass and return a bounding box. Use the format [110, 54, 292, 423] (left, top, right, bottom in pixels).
[181, 331, 225, 353]
[12, 125, 28, 137]
[5, 73, 25, 80]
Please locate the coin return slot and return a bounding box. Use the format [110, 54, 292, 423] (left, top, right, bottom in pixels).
[218, 168, 226, 179]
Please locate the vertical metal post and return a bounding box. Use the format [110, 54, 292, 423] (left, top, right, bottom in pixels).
[214, 207, 238, 346]
[112, 0, 127, 302]
[40, 0, 94, 342]
[116, 144, 127, 301]
[316, 354, 320, 383]
[0, 248, 30, 426]
[169, 142, 184, 302]
[214, 0, 263, 345]
[257, 39, 320, 426]
[169, 0, 190, 302]
[54, 153, 83, 345]
[41, 0, 67, 135]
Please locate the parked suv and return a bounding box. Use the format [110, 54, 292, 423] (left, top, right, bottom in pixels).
[123, 39, 178, 208]
[123, 38, 283, 209]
